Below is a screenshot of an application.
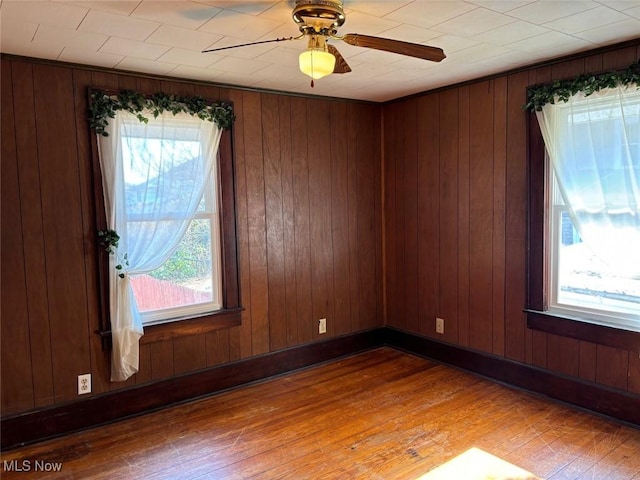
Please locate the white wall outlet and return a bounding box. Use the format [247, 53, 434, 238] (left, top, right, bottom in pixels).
[319, 318, 327, 334]
[78, 374, 91, 395]
[436, 317, 445, 334]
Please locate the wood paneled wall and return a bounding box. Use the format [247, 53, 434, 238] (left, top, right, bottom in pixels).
[1, 57, 382, 416]
[2, 41, 638, 421]
[383, 41, 640, 395]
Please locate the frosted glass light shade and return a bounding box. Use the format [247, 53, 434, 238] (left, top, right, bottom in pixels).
[299, 49, 336, 80]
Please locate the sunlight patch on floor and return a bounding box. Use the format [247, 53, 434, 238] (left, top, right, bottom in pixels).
[417, 447, 542, 480]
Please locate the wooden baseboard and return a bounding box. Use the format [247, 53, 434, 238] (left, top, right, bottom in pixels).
[1, 329, 385, 450]
[3, 326, 638, 450]
[384, 327, 640, 428]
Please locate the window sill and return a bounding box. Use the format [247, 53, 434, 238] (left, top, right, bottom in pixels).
[526, 309, 640, 352]
[98, 307, 242, 348]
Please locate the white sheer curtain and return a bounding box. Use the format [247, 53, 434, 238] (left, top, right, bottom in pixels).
[98, 110, 223, 381]
[536, 85, 640, 278]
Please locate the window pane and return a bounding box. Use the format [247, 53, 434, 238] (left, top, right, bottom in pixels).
[557, 212, 640, 317]
[130, 218, 214, 312]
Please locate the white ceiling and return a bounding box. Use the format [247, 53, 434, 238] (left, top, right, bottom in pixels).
[1, 0, 639, 102]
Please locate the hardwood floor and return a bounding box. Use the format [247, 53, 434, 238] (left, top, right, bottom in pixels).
[1, 348, 639, 479]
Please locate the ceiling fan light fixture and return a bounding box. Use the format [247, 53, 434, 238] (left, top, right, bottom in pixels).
[203, 1, 445, 87]
[299, 47, 335, 79]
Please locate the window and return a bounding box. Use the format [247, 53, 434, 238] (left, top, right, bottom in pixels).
[121, 117, 223, 326]
[90, 90, 241, 381]
[548, 158, 640, 330]
[527, 81, 640, 349]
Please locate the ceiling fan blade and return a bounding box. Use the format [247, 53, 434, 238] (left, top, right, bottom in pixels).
[202, 35, 300, 53]
[327, 44, 352, 74]
[341, 34, 446, 62]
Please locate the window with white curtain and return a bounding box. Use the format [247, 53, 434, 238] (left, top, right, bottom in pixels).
[91, 89, 240, 382]
[97, 108, 226, 381]
[537, 86, 640, 331]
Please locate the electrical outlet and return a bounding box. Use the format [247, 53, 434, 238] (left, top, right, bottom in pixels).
[319, 318, 327, 334]
[436, 317, 445, 334]
[78, 374, 91, 395]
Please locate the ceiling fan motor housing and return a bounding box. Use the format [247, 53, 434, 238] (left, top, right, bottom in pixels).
[293, 0, 346, 35]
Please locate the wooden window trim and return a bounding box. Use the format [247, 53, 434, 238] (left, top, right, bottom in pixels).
[525, 111, 640, 352]
[90, 91, 242, 348]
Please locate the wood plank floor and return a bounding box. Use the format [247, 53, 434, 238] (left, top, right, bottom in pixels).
[2, 347, 639, 479]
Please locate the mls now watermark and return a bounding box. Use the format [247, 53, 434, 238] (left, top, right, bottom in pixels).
[3, 459, 63, 473]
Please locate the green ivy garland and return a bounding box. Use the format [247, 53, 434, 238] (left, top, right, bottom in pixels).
[97, 229, 129, 278]
[89, 89, 235, 136]
[524, 60, 640, 112]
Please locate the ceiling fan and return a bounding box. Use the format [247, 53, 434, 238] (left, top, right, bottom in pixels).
[202, 0, 446, 86]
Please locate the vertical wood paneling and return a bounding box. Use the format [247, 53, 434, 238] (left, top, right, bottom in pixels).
[134, 345, 151, 384]
[308, 99, 335, 337]
[403, 100, 419, 333]
[279, 96, 297, 347]
[629, 353, 640, 395]
[33, 64, 91, 403]
[551, 58, 585, 81]
[173, 335, 207, 375]
[330, 101, 351, 336]
[417, 94, 440, 337]
[492, 77, 507, 357]
[136, 334, 152, 384]
[504, 71, 529, 363]
[136, 344, 152, 385]
[383, 103, 399, 329]
[584, 53, 604, 76]
[205, 330, 231, 367]
[290, 97, 313, 345]
[150, 342, 175, 380]
[346, 103, 362, 331]
[578, 341, 598, 382]
[468, 80, 494, 353]
[262, 93, 287, 351]
[357, 103, 381, 331]
[118, 74, 139, 90]
[547, 333, 579, 377]
[438, 89, 459, 344]
[11, 61, 55, 407]
[457, 86, 470, 347]
[596, 346, 629, 391]
[160, 79, 194, 97]
[1, 59, 35, 414]
[394, 102, 407, 331]
[243, 91, 269, 356]
[90, 71, 121, 91]
[373, 104, 384, 330]
[602, 45, 638, 71]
